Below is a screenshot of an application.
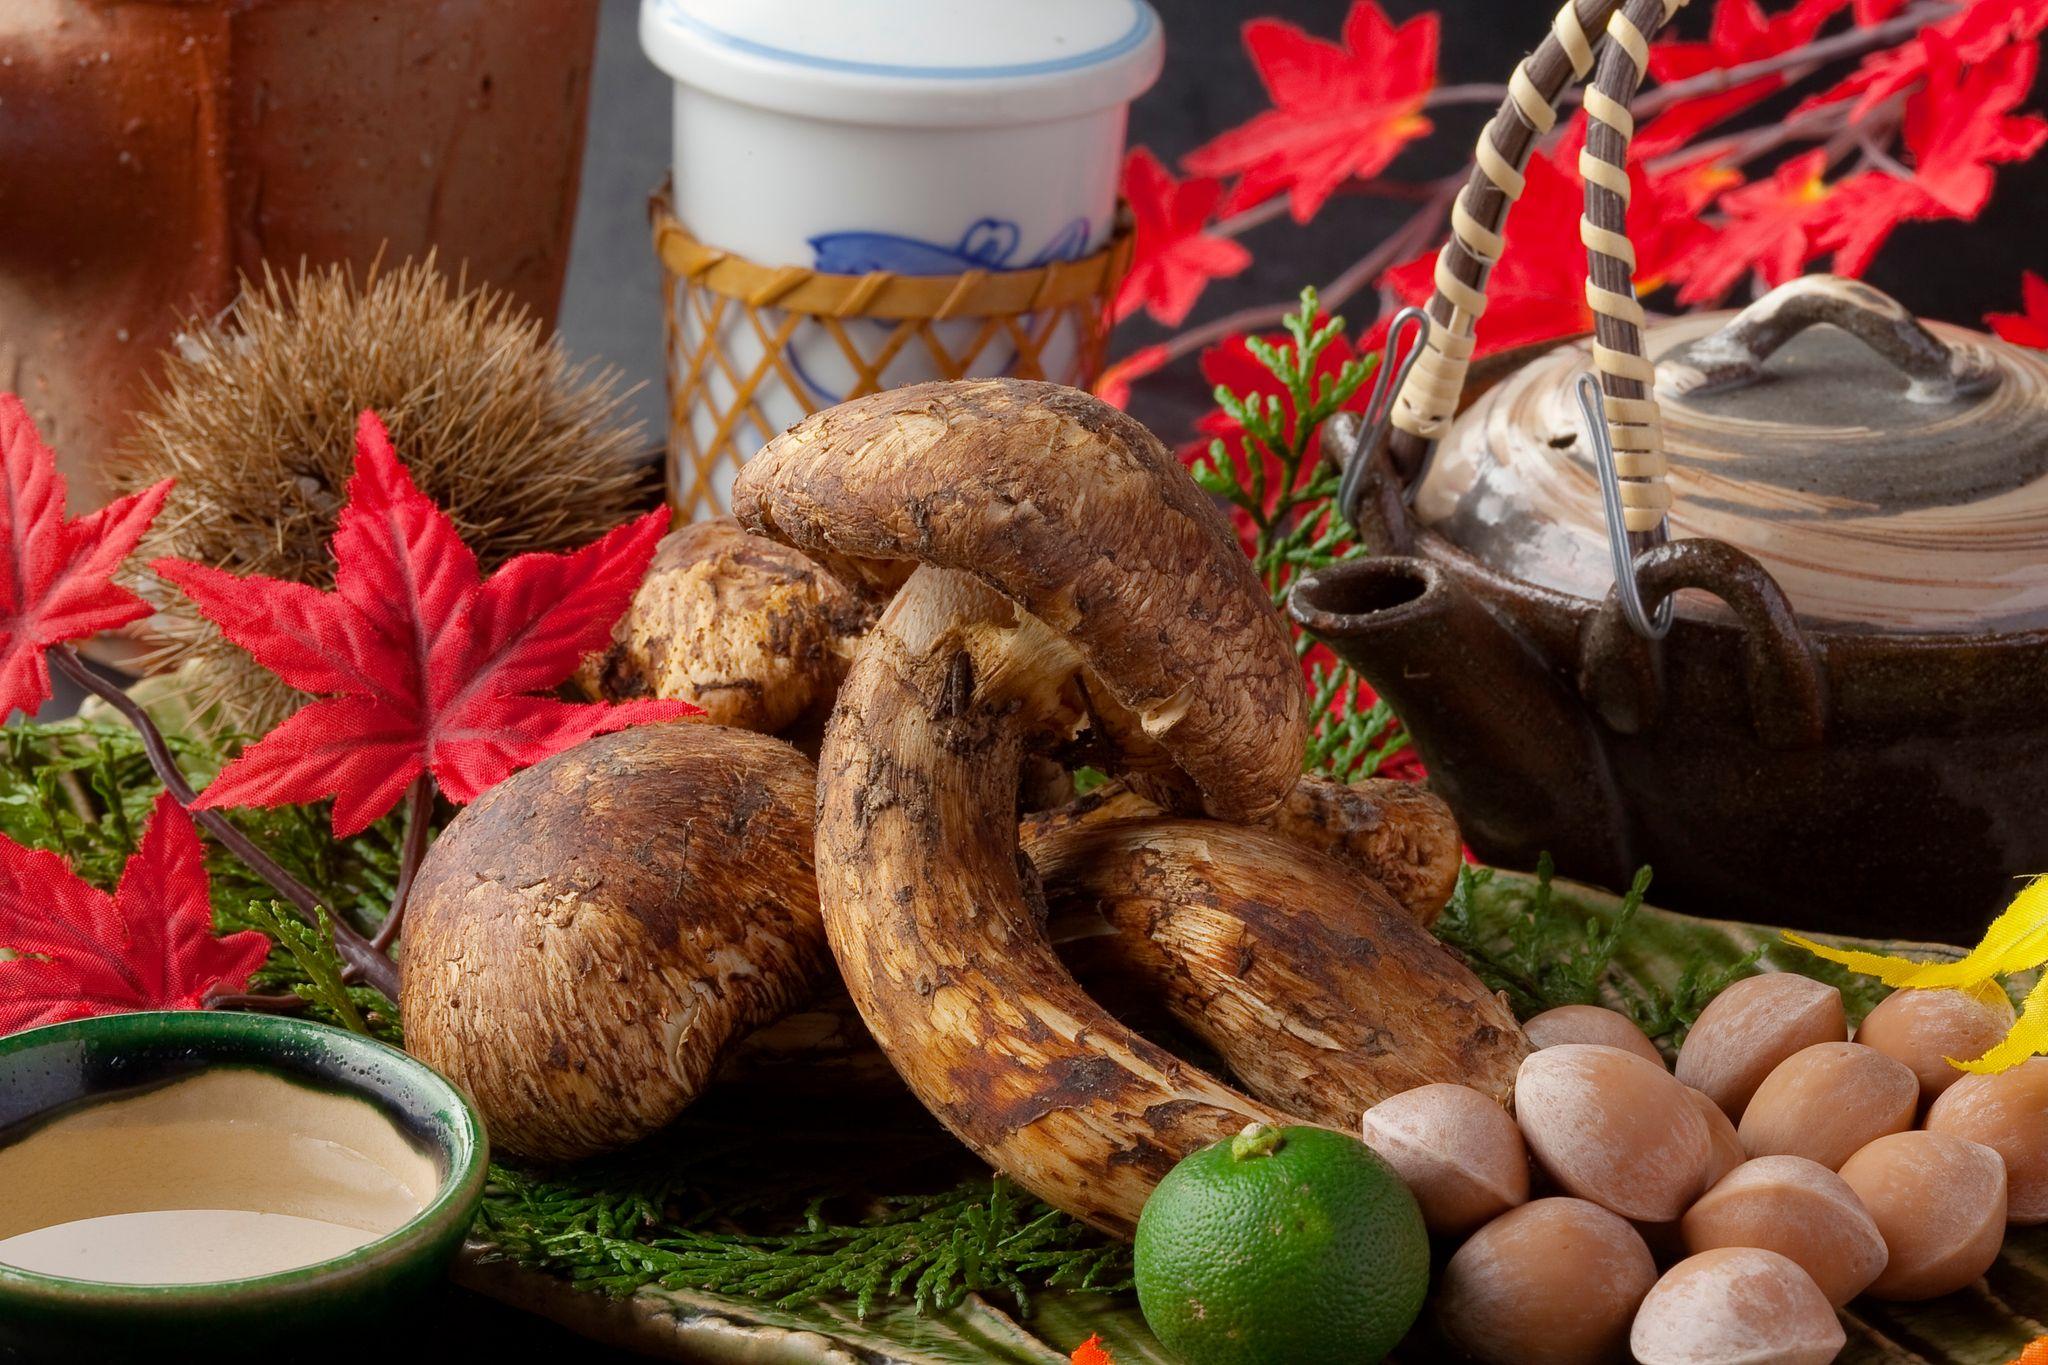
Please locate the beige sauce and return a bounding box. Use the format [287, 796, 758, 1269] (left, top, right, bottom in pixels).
[0, 1068, 439, 1284]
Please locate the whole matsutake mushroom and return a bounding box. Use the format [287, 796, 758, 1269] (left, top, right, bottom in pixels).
[400, 723, 827, 1163]
[1027, 818, 1520, 1129]
[735, 378, 1523, 1235]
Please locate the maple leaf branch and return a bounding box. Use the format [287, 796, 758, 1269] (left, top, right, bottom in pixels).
[50, 646, 401, 1000]
[1155, 173, 1463, 369]
[372, 776, 434, 954]
[1631, 2, 1958, 120]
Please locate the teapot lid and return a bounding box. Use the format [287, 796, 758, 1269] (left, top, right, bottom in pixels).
[1413, 284, 2048, 634]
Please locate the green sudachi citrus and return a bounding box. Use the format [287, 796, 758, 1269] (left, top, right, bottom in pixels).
[1133, 1122, 1430, 1364]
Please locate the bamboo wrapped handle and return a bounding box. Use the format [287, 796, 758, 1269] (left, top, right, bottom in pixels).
[1581, 0, 1693, 537]
[1385, 0, 1627, 476]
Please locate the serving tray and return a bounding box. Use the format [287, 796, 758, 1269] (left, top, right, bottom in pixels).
[460, 871, 2048, 1364]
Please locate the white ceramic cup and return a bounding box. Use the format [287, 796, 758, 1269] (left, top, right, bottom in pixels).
[640, 0, 1164, 515]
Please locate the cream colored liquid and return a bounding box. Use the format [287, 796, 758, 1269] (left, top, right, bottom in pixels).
[0, 1209, 378, 1283]
[0, 1068, 439, 1285]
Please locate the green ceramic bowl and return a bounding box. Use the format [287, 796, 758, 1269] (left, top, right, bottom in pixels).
[0, 1010, 486, 1354]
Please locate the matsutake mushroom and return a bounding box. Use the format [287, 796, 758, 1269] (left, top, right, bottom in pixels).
[399, 722, 828, 1164]
[1029, 818, 1524, 1127]
[1023, 773, 1464, 926]
[575, 517, 878, 734]
[734, 378, 1522, 1235]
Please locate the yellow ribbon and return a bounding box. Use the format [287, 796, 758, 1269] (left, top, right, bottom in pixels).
[1785, 876, 2048, 1076]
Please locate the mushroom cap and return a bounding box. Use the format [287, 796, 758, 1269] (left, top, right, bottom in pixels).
[732, 379, 1307, 822]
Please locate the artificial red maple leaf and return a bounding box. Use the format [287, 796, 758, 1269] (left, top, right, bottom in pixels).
[1988, 270, 2048, 346]
[1184, 0, 1437, 221]
[0, 395, 171, 722]
[154, 411, 696, 836]
[1638, 0, 1851, 157]
[0, 793, 269, 1036]
[1797, 0, 2048, 119]
[1805, 36, 2047, 274]
[1113, 149, 1252, 327]
[1667, 149, 1836, 305]
[1856, 0, 1910, 17]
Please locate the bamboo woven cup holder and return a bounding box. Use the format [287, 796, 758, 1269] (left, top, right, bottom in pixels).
[651, 186, 1135, 522]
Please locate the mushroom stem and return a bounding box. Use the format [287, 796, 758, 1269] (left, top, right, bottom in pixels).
[1034, 819, 1527, 1128]
[1024, 774, 1465, 926]
[817, 567, 1284, 1236]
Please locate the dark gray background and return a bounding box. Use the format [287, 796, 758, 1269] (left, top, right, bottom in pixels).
[558, 0, 2047, 450]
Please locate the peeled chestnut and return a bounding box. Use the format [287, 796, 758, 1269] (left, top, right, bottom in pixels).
[1856, 987, 2015, 1104]
[1738, 1041, 1917, 1169]
[1514, 1044, 1710, 1222]
[1676, 974, 1847, 1119]
[1437, 1197, 1657, 1365]
[1630, 1247, 1845, 1365]
[1681, 1155, 1888, 1306]
[1926, 1057, 2048, 1225]
[1360, 1083, 1529, 1237]
[1523, 1005, 1664, 1066]
[1840, 1130, 2008, 1300]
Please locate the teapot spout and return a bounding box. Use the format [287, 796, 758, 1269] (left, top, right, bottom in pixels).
[1289, 557, 1635, 886]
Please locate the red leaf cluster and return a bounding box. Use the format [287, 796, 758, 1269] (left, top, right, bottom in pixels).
[0, 794, 269, 1037]
[1184, 1, 1438, 222]
[156, 412, 697, 836]
[0, 395, 170, 721]
[1638, 0, 1851, 156]
[1114, 150, 1251, 327]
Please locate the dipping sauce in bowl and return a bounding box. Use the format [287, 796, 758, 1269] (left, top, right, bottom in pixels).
[0, 1011, 485, 1352]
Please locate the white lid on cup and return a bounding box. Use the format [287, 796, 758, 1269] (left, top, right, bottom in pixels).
[639, 0, 1165, 127]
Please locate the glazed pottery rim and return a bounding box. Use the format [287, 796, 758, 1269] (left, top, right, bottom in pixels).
[0, 1010, 487, 1307]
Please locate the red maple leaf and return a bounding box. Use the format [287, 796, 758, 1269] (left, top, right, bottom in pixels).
[0, 794, 269, 1036]
[1807, 35, 2047, 274]
[0, 395, 171, 722]
[1184, 0, 1437, 222]
[1988, 270, 2048, 346]
[1113, 149, 1252, 327]
[1856, 0, 1910, 16]
[1667, 149, 1837, 305]
[1798, 0, 2048, 119]
[154, 412, 697, 836]
[1638, 0, 1851, 157]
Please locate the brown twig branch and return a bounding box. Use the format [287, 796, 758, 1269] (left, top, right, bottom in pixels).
[373, 777, 434, 955]
[1156, 174, 1465, 368]
[52, 647, 401, 1000]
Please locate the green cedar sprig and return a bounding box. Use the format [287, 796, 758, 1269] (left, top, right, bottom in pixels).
[475, 1167, 1131, 1319]
[1187, 289, 1408, 783]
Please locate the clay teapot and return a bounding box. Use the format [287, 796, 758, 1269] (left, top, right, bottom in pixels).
[1289, 2, 2048, 937]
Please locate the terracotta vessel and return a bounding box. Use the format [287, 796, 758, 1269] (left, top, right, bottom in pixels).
[1288, 1, 2048, 938]
[0, 0, 601, 504]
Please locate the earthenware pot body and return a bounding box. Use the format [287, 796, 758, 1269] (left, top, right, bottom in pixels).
[0, 1011, 487, 1355]
[0, 0, 601, 505]
[1292, 277, 2048, 939]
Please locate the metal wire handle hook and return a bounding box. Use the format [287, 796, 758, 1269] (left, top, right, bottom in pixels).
[1336, 306, 1430, 532]
[1575, 371, 1674, 642]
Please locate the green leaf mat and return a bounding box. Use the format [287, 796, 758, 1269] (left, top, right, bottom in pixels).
[459, 872, 2048, 1363]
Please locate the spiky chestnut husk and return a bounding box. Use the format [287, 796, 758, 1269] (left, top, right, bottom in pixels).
[115, 258, 651, 727]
